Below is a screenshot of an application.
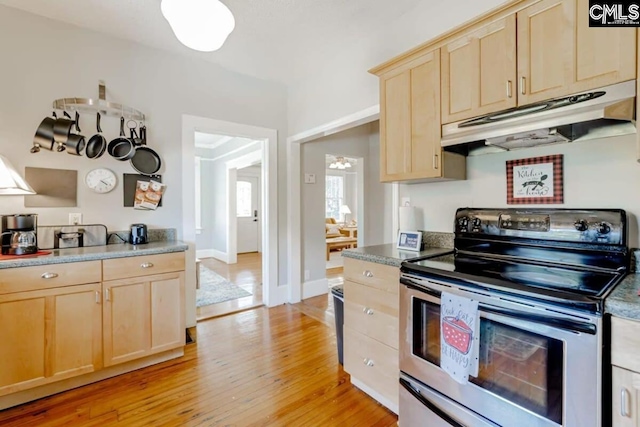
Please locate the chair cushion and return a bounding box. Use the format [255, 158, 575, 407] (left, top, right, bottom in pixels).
[326, 224, 342, 237]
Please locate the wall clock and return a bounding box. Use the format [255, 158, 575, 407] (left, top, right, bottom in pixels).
[85, 168, 117, 194]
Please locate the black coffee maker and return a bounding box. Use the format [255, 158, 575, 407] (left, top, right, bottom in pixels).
[1, 214, 38, 255]
[129, 224, 148, 245]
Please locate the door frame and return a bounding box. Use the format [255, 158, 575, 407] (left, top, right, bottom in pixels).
[182, 115, 279, 314]
[227, 149, 262, 262]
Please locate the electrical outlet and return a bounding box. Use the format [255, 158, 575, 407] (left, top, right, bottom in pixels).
[69, 213, 82, 225]
[304, 270, 310, 281]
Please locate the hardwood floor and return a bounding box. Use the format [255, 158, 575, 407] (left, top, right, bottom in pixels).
[0, 301, 397, 426]
[197, 252, 263, 321]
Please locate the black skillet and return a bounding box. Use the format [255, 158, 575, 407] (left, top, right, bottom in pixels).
[86, 112, 107, 159]
[130, 124, 162, 175]
[108, 116, 136, 161]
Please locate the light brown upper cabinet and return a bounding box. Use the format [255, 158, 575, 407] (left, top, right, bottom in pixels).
[441, 15, 517, 124]
[379, 49, 465, 182]
[517, 0, 636, 104]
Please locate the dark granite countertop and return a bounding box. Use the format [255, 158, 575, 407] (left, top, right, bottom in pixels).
[342, 243, 453, 267]
[0, 241, 188, 269]
[605, 273, 640, 320]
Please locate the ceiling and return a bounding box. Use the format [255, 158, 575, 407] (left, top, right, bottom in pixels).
[0, 0, 423, 85]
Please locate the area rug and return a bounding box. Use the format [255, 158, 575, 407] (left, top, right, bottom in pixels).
[196, 265, 252, 307]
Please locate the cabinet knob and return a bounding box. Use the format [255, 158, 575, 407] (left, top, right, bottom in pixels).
[141, 262, 154, 269]
[363, 307, 374, 315]
[363, 358, 374, 367]
[41, 272, 58, 279]
[362, 270, 373, 278]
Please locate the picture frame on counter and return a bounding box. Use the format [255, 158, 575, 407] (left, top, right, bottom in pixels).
[397, 230, 422, 252]
[506, 154, 563, 205]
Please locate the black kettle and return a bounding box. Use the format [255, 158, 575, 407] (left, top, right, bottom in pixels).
[129, 224, 148, 245]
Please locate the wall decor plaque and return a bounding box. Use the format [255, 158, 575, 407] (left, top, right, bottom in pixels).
[506, 155, 563, 205]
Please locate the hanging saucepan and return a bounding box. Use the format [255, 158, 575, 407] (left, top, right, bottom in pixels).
[108, 116, 136, 161]
[85, 112, 107, 159]
[130, 125, 162, 175]
[65, 112, 86, 156]
[31, 111, 57, 153]
[53, 111, 74, 152]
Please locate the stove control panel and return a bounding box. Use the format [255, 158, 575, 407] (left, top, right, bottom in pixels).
[454, 208, 627, 246]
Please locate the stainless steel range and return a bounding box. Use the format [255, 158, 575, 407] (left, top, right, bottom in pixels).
[399, 208, 628, 427]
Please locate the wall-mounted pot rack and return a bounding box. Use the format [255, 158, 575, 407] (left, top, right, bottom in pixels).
[51, 81, 145, 121]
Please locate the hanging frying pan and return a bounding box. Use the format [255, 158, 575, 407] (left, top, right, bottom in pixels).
[86, 112, 107, 159]
[108, 116, 136, 161]
[130, 125, 162, 175]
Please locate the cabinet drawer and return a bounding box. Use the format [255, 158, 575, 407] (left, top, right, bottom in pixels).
[103, 252, 185, 281]
[612, 316, 640, 372]
[0, 261, 101, 294]
[344, 280, 398, 349]
[344, 258, 399, 293]
[344, 327, 398, 409]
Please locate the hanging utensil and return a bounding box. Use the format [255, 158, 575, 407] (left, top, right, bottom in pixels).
[86, 112, 107, 159]
[108, 116, 136, 160]
[53, 110, 74, 151]
[65, 112, 85, 156]
[31, 111, 57, 153]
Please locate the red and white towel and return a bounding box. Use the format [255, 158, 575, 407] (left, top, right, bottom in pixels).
[440, 291, 480, 384]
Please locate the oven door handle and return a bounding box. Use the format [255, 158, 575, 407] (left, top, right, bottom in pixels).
[399, 378, 465, 427]
[401, 277, 596, 335]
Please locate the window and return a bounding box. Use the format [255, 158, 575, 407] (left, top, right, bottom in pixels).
[325, 174, 344, 220]
[237, 181, 252, 217]
[195, 156, 202, 231]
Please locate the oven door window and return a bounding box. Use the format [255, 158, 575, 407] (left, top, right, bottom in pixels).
[412, 298, 563, 424]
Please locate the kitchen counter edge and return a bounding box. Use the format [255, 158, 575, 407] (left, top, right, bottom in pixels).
[606, 273, 640, 320]
[342, 243, 453, 267]
[0, 241, 189, 269]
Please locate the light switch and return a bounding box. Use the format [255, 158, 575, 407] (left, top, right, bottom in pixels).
[304, 173, 316, 184]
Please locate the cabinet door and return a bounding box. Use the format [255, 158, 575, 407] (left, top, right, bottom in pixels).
[103, 272, 184, 367]
[441, 15, 517, 123]
[612, 366, 640, 427]
[517, 0, 575, 104]
[0, 284, 102, 396]
[574, 0, 636, 92]
[380, 50, 441, 182]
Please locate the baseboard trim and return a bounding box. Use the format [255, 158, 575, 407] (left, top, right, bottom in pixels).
[196, 249, 229, 263]
[303, 278, 329, 299]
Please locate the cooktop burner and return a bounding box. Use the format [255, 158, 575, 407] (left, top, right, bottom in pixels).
[402, 208, 629, 314]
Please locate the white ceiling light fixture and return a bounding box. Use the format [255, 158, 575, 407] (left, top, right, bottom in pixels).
[329, 156, 352, 170]
[161, 0, 235, 52]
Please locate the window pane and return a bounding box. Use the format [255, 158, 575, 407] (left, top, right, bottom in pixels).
[325, 175, 343, 220]
[237, 181, 252, 217]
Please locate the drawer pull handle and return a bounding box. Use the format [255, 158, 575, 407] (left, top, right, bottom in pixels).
[506, 80, 512, 98]
[363, 307, 374, 315]
[363, 270, 373, 278]
[41, 272, 58, 279]
[105, 289, 111, 302]
[363, 358, 374, 367]
[141, 262, 154, 268]
[621, 387, 630, 417]
[95, 291, 101, 304]
[520, 76, 526, 95]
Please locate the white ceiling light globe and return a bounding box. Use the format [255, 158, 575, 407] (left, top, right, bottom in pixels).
[161, 0, 235, 52]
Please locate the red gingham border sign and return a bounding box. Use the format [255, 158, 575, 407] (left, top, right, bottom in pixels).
[506, 155, 563, 205]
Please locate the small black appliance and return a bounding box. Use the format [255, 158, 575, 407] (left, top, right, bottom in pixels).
[129, 223, 148, 245]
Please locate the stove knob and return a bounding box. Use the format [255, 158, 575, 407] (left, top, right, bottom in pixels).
[472, 218, 482, 227]
[574, 220, 588, 232]
[597, 222, 611, 235]
[457, 217, 469, 226]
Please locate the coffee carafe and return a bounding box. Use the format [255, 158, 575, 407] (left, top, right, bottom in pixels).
[1, 214, 38, 255]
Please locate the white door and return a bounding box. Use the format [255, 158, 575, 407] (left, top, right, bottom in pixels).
[237, 176, 259, 253]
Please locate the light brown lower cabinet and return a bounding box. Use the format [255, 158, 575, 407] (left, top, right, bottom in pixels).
[103, 271, 185, 367]
[612, 366, 640, 426]
[0, 283, 102, 397]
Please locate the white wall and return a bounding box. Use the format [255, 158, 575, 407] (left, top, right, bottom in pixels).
[302, 123, 392, 282]
[400, 135, 640, 247]
[287, 0, 504, 135]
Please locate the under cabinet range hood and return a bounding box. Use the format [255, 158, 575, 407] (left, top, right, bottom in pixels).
[441, 80, 636, 155]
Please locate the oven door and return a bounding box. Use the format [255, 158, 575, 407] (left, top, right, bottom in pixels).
[400, 275, 602, 427]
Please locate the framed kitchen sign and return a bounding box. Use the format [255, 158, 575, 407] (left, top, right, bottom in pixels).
[506, 155, 563, 204]
[397, 230, 422, 252]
